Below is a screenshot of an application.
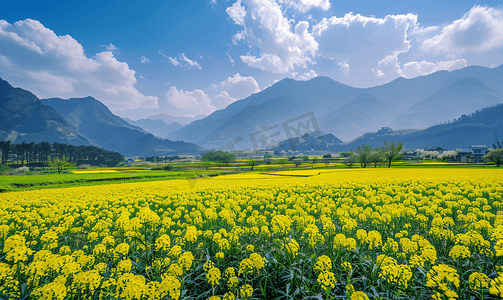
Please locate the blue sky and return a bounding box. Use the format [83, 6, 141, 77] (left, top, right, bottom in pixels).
[1, 0, 502, 120]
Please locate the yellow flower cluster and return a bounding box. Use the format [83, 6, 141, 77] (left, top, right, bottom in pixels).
[426, 264, 460, 299]
[0, 168, 502, 298]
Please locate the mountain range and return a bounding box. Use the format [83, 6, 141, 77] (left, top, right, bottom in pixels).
[273, 103, 503, 152]
[1, 64, 502, 156]
[41, 97, 203, 156]
[147, 113, 206, 125]
[167, 64, 503, 149]
[0, 77, 204, 156]
[123, 118, 184, 139]
[0, 77, 89, 145]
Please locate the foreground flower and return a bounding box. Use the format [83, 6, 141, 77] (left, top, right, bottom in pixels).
[351, 291, 370, 300]
[317, 270, 336, 291]
[469, 272, 490, 290]
[207, 267, 221, 287]
[240, 284, 253, 300]
[314, 255, 332, 273]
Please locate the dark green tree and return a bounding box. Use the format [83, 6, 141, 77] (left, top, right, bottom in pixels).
[0, 141, 12, 164]
[201, 150, 235, 164]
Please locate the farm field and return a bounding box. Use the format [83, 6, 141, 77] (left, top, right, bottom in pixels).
[0, 169, 217, 193]
[1, 168, 503, 299]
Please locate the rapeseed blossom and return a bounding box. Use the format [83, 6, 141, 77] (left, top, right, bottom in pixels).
[314, 255, 332, 272]
[351, 291, 369, 300]
[240, 284, 253, 300]
[468, 272, 490, 290]
[0, 168, 502, 299]
[206, 267, 221, 286]
[317, 270, 336, 290]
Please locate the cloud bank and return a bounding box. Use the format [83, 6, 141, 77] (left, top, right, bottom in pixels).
[226, 2, 503, 87]
[166, 73, 260, 116]
[0, 19, 157, 111]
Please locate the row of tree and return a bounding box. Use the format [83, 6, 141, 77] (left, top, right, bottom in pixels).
[0, 141, 124, 167]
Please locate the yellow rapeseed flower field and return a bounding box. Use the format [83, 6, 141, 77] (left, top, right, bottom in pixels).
[1, 168, 503, 299]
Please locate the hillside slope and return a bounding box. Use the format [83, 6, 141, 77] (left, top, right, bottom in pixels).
[42, 97, 205, 156]
[0, 77, 89, 145]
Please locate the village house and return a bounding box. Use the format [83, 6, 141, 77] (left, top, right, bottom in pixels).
[456, 145, 488, 162]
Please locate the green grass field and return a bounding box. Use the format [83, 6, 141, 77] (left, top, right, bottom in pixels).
[0, 169, 216, 193]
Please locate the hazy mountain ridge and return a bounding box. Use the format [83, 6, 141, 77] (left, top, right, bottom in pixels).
[274, 103, 503, 152]
[319, 93, 393, 141]
[147, 113, 206, 125]
[42, 97, 147, 134]
[347, 103, 503, 150]
[3, 64, 503, 155]
[390, 78, 502, 129]
[167, 64, 503, 149]
[168, 77, 360, 148]
[42, 96, 204, 156]
[124, 118, 184, 139]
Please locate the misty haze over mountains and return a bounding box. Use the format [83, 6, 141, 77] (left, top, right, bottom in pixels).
[167, 64, 503, 149]
[1, 64, 503, 155]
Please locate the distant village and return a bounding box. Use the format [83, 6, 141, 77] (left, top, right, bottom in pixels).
[130, 144, 494, 164]
[244, 145, 491, 163]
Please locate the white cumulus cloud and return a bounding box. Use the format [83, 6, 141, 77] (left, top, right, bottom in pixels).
[166, 86, 216, 116]
[226, 0, 246, 26]
[313, 12, 418, 87]
[219, 73, 260, 100]
[421, 6, 503, 55]
[164, 73, 260, 116]
[0, 19, 157, 110]
[338, 62, 349, 75]
[212, 91, 237, 109]
[227, 0, 318, 73]
[292, 69, 318, 80]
